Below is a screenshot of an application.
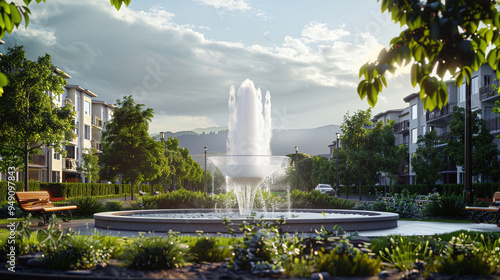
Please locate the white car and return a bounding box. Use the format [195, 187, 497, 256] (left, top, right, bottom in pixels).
[314, 184, 335, 195]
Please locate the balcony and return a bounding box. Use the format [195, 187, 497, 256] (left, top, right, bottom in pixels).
[394, 120, 410, 134]
[480, 84, 500, 102]
[63, 158, 78, 171]
[65, 97, 73, 106]
[426, 103, 456, 124]
[486, 117, 500, 132]
[91, 140, 103, 152]
[438, 133, 450, 144]
[92, 115, 103, 128]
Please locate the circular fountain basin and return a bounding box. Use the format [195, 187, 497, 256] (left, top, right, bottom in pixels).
[94, 209, 398, 233]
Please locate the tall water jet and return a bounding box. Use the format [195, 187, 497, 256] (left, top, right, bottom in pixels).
[209, 79, 289, 215]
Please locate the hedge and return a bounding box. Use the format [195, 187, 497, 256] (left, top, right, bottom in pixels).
[0, 181, 147, 202]
[0, 180, 40, 202]
[341, 183, 500, 199]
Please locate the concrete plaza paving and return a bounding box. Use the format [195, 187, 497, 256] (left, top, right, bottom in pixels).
[34, 218, 500, 238]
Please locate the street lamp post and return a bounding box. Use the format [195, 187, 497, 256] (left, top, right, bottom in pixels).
[204, 146, 207, 193]
[295, 146, 298, 189]
[160, 132, 167, 193]
[336, 133, 340, 198]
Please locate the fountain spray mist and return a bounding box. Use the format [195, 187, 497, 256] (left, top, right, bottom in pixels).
[209, 79, 289, 215]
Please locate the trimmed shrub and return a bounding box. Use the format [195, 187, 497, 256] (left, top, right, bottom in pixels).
[105, 200, 124, 211]
[290, 190, 355, 209]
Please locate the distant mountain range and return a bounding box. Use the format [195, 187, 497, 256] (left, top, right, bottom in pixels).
[153, 125, 341, 159]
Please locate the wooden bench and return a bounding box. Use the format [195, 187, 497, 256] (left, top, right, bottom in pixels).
[465, 192, 500, 224]
[15, 191, 77, 226]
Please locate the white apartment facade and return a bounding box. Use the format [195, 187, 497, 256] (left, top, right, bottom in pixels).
[3, 84, 114, 184]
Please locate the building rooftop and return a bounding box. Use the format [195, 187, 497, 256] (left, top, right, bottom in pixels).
[65, 84, 98, 97]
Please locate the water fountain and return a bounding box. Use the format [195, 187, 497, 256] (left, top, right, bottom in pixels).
[94, 80, 398, 233]
[208, 79, 289, 215]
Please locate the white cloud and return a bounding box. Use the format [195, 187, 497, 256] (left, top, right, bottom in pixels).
[301, 21, 350, 43]
[194, 0, 250, 12]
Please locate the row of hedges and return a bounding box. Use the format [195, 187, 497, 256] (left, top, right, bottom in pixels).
[341, 182, 500, 198]
[0, 181, 160, 202]
[0, 180, 40, 202]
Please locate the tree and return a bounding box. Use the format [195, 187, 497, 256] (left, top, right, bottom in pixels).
[77, 148, 100, 183]
[444, 106, 500, 180]
[411, 130, 442, 192]
[100, 95, 166, 200]
[0, 46, 74, 191]
[310, 156, 333, 187]
[341, 109, 381, 198]
[370, 120, 408, 185]
[297, 157, 314, 191]
[358, 0, 500, 201]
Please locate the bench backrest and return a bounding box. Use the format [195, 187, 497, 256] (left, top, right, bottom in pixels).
[494, 192, 500, 203]
[15, 191, 54, 211]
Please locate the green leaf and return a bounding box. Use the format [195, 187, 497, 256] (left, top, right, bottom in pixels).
[367, 84, 378, 107]
[411, 63, 418, 87]
[486, 29, 494, 44]
[487, 48, 498, 69]
[455, 71, 464, 87]
[357, 80, 368, 99]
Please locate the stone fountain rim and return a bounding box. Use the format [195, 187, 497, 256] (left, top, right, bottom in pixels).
[94, 209, 399, 233]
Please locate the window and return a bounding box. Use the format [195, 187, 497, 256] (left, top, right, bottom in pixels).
[412, 128, 417, 143]
[412, 104, 417, 120]
[84, 125, 90, 140]
[75, 121, 79, 136]
[403, 134, 409, 144]
[54, 153, 60, 160]
[485, 75, 492, 86]
[84, 100, 90, 115]
[459, 82, 466, 102]
[471, 76, 478, 95]
[421, 125, 426, 135]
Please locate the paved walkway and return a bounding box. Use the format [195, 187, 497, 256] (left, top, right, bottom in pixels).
[15, 218, 500, 238]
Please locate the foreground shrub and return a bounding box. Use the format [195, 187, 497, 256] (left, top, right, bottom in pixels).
[1, 214, 69, 261]
[431, 233, 497, 275]
[382, 189, 420, 218]
[314, 240, 381, 277]
[423, 195, 466, 218]
[44, 235, 113, 270]
[189, 236, 232, 262]
[380, 236, 433, 272]
[124, 234, 189, 270]
[69, 196, 104, 216]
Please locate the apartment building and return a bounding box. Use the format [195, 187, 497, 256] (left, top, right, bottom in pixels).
[373, 63, 500, 185]
[9, 85, 114, 184]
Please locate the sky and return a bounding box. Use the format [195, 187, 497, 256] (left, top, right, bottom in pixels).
[3, 0, 414, 133]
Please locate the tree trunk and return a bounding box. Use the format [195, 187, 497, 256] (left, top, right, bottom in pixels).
[130, 180, 134, 201]
[24, 142, 29, 191]
[465, 81, 473, 203]
[358, 179, 362, 201]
